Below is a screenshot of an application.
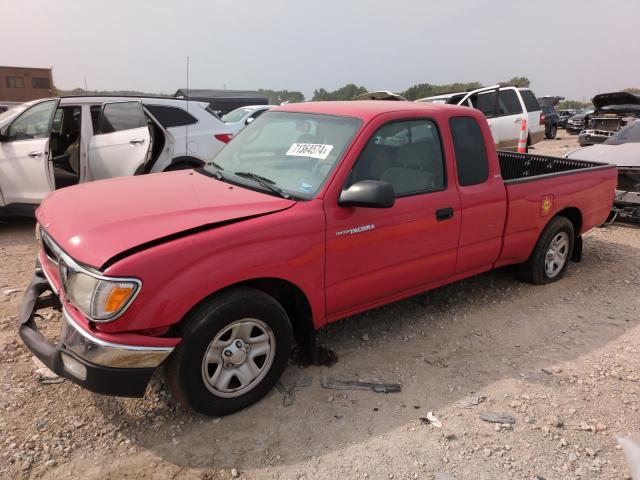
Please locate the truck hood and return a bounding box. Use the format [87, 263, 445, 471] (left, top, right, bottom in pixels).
[592, 92, 640, 110]
[36, 170, 296, 268]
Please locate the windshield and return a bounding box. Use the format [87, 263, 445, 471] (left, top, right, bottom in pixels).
[0, 103, 29, 125]
[221, 107, 254, 123]
[201, 111, 362, 199]
[604, 121, 640, 145]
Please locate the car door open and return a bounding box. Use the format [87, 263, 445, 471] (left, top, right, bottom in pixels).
[0, 99, 59, 208]
[88, 101, 151, 180]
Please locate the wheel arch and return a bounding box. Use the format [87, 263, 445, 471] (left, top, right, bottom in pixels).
[164, 156, 205, 171]
[555, 207, 583, 261]
[175, 277, 318, 364]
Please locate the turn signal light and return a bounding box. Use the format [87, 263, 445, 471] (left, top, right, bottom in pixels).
[104, 286, 135, 313]
[215, 133, 234, 143]
[540, 112, 545, 125]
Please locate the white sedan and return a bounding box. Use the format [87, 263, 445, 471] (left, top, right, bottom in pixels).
[221, 105, 275, 135]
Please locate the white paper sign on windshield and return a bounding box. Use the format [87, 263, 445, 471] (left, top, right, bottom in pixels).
[286, 143, 334, 160]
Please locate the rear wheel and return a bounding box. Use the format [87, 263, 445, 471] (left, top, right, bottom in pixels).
[546, 125, 557, 139]
[165, 287, 293, 416]
[518, 216, 574, 284]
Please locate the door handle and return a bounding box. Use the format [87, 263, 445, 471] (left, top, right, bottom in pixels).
[436, 207, 454, 221]
[129, 138, 145, 145]
[28, 151, 42, 157]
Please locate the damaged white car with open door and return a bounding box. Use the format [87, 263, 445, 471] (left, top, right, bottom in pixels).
[0, 96, 232, 218]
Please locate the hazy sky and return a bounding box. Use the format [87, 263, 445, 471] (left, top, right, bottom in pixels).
[1, 0, 638, 101]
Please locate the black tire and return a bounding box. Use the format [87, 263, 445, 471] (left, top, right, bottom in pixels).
[518, 216, 574, 285]
[165, 287, 293, 416]
[546, 125, 557, 139]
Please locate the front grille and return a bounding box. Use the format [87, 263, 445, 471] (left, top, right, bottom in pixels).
[40, 229, 62, 267]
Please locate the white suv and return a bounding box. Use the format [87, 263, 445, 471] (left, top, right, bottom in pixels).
[0, 96, 234, 217]
[417, 86, 545, 151]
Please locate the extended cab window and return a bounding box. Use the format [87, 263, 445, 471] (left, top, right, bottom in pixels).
[449, 117, 489, 186]
[96, 102, 147, 134]
[144, 104, 197, 128]
[347, 119, 445, 197]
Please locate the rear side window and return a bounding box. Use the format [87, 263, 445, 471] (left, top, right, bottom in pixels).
[498, 90, 523, 115]
[145, 104, 197, 128]
[449, 117, 489, 187]
[97, 101, 147, 134]
[520, 90, 541, 112]
[471, 91, 497, 117]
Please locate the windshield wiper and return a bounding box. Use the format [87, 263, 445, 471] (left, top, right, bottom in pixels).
[202, 160, 225, 179]
[234, 171, 290, 199]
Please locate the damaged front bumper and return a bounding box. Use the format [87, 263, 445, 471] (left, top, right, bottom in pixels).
[578, 130, 612, 146]
[18, 271, 174, 397]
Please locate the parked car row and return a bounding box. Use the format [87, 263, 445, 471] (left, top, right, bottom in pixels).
[568, 120, 640, 221]
[0, 97, 273, 218]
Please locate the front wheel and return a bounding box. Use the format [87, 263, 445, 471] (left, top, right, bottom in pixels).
[165, 287, 293, 416]
[518, 216, 574, 284]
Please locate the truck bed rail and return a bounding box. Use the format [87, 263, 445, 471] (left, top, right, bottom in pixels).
[497, 151, 609, 183]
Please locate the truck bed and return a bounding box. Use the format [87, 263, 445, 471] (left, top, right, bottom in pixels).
[495, 151, 617, 268]
[497, 151, 610, 183]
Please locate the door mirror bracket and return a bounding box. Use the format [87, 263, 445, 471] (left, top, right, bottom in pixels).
[339, 180, 395, 209]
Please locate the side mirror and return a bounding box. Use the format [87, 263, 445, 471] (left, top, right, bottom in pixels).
[339, 180, 395, 209]
[245, 117, 255, 126]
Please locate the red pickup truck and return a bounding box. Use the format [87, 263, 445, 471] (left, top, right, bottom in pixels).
[19, 101, 616, 416]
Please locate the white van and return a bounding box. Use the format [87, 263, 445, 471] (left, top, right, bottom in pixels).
[0, 96, 233, 217]
[417, 86, 545, 151]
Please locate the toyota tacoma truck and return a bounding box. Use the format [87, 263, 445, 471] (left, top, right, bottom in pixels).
[18, 101, 616, 416]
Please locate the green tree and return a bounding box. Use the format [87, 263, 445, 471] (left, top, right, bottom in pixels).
[557, 100, 591, 110]
[258, 89, 305, 104]
[311, 84, 368, 101]
[402, 82, 482, 101]
[498, 76, 531, 88]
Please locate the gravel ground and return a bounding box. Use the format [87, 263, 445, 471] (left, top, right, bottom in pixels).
[1, 130, 639, 480]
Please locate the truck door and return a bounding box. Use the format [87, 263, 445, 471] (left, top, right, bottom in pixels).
[0, 99, 58, 206]
[324, 117, 461, 319]
[87, 101, 150, 180]
[448, 116, 507, 274]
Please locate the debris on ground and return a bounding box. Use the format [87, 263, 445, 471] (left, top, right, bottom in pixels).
[321, 373, 401, 393]
[618, 434, 640, 479]
[1, 288, 21, 296]
[419, 411, 442, 428]
[435, 472, 457, 480]
[479, 412, 516, 424]
[454, 392, 486, 408]
[275, 374, 312, 407]
[32, 355, 60, 381]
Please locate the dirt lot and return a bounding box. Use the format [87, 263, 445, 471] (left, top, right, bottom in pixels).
[1, 130, 639, 480]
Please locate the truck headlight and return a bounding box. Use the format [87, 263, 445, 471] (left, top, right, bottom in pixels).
[61, 260, 140, 322]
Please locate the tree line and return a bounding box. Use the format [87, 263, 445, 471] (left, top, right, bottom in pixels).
[56, 79, 640, 109]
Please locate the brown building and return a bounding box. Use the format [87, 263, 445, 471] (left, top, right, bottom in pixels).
[0, 66, 53, 102]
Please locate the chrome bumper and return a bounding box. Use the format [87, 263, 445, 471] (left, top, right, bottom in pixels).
[61, 308, 174, 369]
